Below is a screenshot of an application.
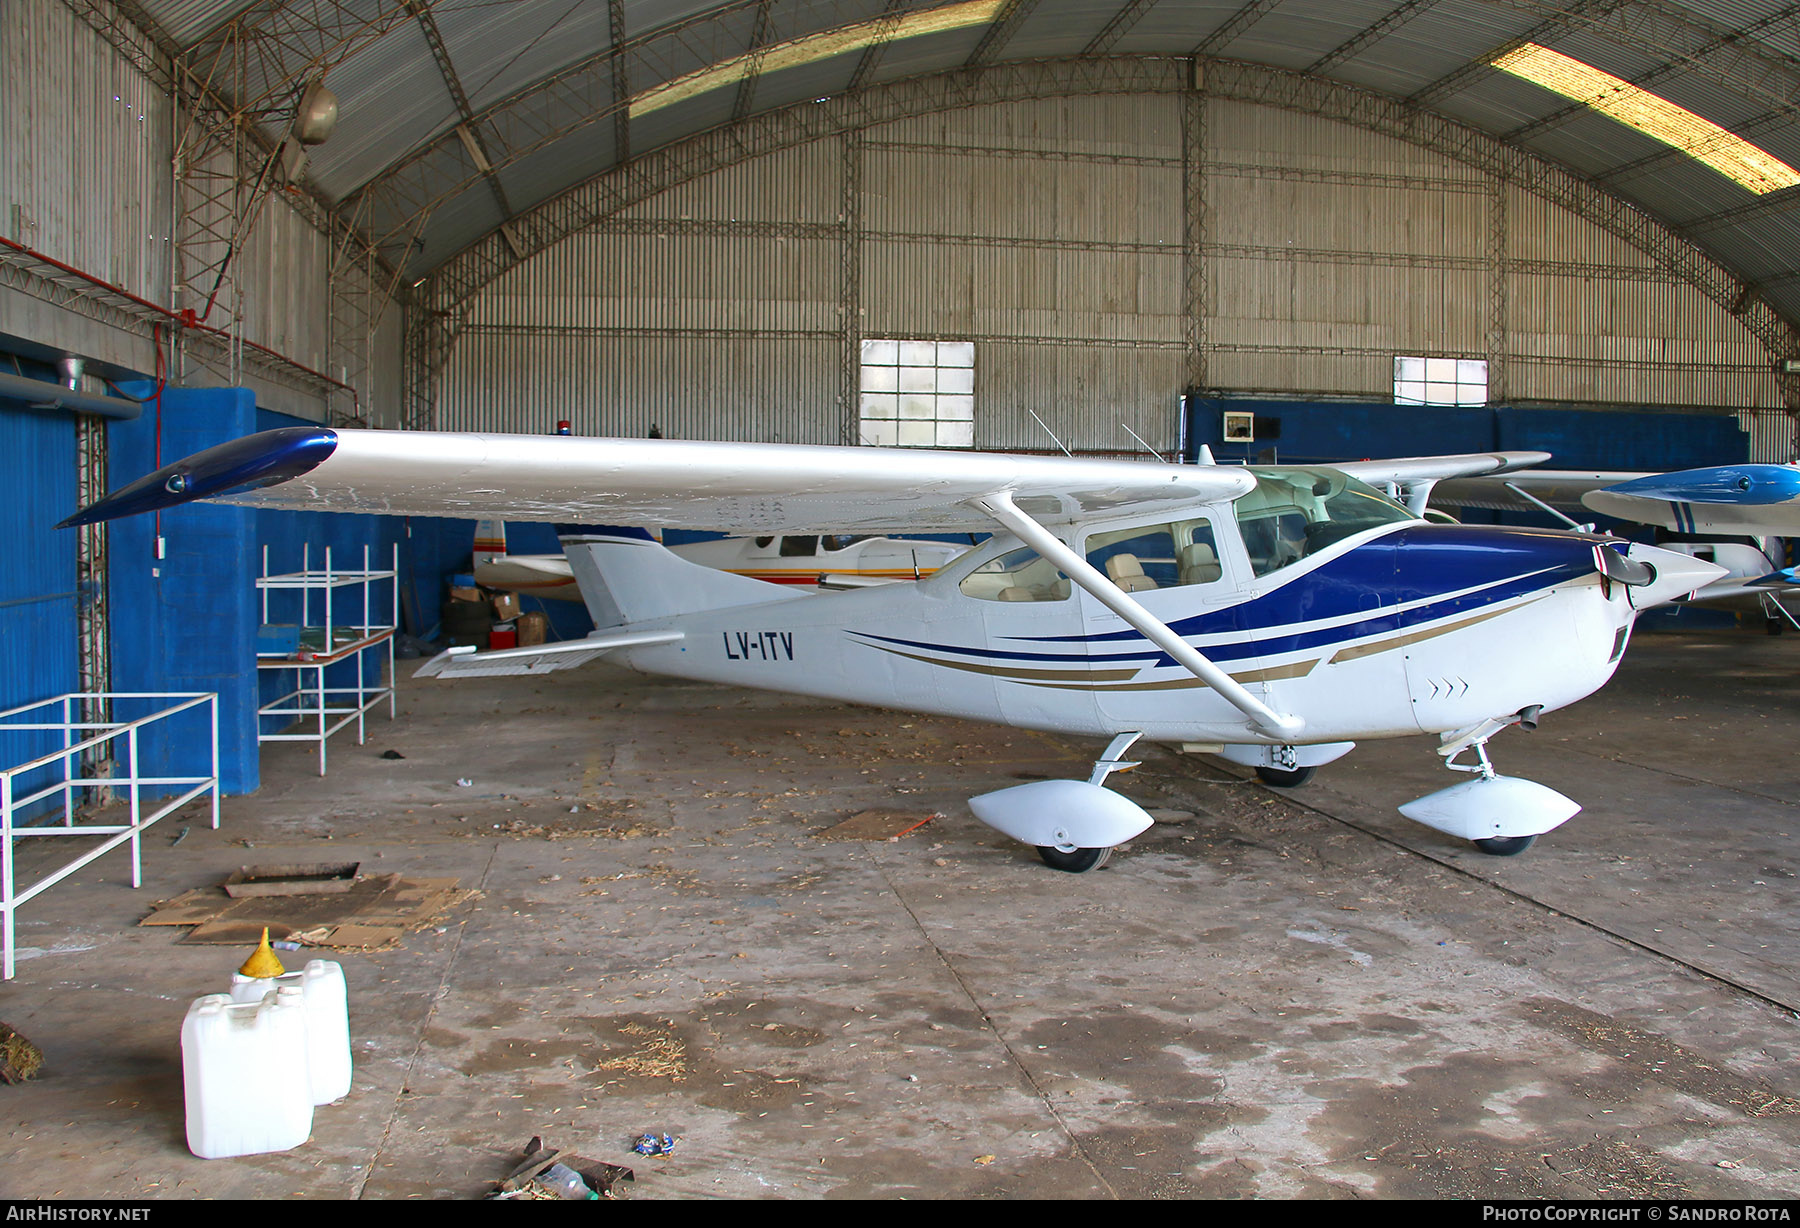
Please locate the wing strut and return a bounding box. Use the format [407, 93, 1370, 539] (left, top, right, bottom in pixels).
[971, 492, 1304, 740]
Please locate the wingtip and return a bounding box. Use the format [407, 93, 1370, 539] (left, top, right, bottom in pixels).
[58, 426, 338, 528]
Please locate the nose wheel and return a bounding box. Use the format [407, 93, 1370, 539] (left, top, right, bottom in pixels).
[1255, 764, 1316, 787]
[1401, 710, 1577, 857]
[1037, 845, 1112, 873]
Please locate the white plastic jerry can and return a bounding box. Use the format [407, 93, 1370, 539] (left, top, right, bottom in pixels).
[229, 959, 352, 1104]
[181, 988, 314, 1159]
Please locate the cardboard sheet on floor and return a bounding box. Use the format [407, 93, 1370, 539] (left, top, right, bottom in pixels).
[816, 809, 936, 841]
[139, 871, 473, 949]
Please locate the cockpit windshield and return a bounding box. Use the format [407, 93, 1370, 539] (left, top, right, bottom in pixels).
[1235, 467, 1416, 578]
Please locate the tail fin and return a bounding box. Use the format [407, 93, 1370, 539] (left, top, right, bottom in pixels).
[473, 518, 507, 565]
[560, 527, 792, 629]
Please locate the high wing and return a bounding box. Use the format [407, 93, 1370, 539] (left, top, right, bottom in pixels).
[1433, 469, 1646, 520]
[1434, 463, 1800, 536]
[1335, 451, 1552, 515]
[1583, 465, 1800, 535]
[59, 426, 1558, 537]
[59, 426, 1260, 534]
[1333, 451, 1551, 487]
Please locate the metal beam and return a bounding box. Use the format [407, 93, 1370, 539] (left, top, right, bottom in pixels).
[410, 0, 524, 260]
[733, 0, 778, 122]
[1306, 0, 1442, 77]
[1182, 83, 1207, 391]
[967, 0, 1040, 68]
[846, 1, 907, 91]
[609, 0, 631, 161]
[1082, 0, 1161, 58]
[1192, 0, 1283, 58]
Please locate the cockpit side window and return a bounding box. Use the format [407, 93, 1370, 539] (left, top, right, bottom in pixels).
[1236, 469, 1414, 578]
[958, 546, 1070, 602]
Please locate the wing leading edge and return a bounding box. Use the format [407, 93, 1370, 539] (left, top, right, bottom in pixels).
[61, 427, 1259, 535]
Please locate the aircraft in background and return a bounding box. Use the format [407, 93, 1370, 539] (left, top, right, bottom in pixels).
[1433, 462, 1800, 627]
[62, 429, 1723, 870]
[471, 519, 970, 600]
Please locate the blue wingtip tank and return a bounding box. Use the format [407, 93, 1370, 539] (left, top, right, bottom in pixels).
[1599, 464, 1800, 507]
[56, 426, 338, 529]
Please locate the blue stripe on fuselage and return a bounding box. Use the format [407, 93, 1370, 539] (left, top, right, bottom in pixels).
[850, 524, 1600, 669]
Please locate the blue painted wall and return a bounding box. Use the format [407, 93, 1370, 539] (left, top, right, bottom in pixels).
[1185, 396, 1748, 471]
[107, 386, 263, 794]
[105, 395, 479, 795]
[0, 390, 80, 819]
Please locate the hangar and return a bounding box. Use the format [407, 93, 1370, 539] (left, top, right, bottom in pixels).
[2, 0, 1798, 1199]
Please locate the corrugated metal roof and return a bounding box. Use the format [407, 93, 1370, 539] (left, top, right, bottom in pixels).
[108, 0, 1800, 342]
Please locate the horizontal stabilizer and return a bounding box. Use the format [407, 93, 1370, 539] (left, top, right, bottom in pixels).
[415, 629, 683, 679]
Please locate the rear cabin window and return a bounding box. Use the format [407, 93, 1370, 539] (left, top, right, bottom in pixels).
[1082, 519, 1224, 592]
[958, 546, 1070, 602]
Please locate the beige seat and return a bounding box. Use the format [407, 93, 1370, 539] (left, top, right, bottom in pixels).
[1104, 553, 1157, 592]
[1179, 543, 1222, 585]
[997, 586, 1036, 601]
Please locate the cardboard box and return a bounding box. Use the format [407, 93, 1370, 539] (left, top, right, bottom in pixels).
[449, 585, 481, 604]
[516, 612, 548, 647]
[491, 591, 521, 620]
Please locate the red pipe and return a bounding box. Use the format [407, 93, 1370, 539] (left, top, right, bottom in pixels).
[0, 235, 363, 421]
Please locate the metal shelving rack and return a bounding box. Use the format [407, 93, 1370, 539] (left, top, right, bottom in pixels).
[256, 543, 398, 775]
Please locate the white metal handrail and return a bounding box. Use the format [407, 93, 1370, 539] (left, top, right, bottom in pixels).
[1, 691, 220, 979]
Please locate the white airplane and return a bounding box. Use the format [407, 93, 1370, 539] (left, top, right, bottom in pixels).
[60, 428, 1724, 870]
[471, 519, 969, 599]
[1434, 463, 1800, 624]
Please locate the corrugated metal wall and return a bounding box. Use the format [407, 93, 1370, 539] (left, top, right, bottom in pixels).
[0, 0, 402, 425]
[172, 141, 337, 386]
[1, 0, 173, 301]
[438, 91, 1780, 449]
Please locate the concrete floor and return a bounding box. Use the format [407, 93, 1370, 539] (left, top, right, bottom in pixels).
[2, 628, 1798, 1199]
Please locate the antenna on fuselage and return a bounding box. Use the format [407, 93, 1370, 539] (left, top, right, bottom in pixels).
[1028, 409, 1074, 458]
[1118, 422, 1164, 462]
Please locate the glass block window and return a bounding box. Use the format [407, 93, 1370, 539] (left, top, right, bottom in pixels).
[859, 339, 975, 447]
[1395, 356, 1488, 406]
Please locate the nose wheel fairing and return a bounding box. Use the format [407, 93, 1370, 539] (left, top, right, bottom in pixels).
[1399, 773, 1580, 843]
[1400, 713, 1580, 852]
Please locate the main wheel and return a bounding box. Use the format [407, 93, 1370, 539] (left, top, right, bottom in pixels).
[1255, 764, 1316, 788]
[1036, 845, 1112, 873]
[1472, 834, 1536, 856]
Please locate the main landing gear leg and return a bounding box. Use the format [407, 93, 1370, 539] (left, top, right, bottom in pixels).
[1033, 732, 1144, 873]
[1254, 744, 1315, 787]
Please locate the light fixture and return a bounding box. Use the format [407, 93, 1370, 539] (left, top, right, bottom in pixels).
[629, 0, 1006, 120]
[1492, 44, 1800, 194]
